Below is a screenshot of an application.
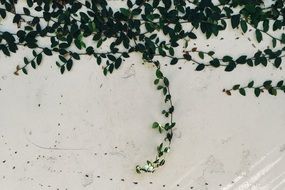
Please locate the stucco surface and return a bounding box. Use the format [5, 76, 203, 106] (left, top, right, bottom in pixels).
[0, 1, 285, 190]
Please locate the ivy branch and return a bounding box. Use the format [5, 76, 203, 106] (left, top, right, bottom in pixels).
[0, 0, 285, 173]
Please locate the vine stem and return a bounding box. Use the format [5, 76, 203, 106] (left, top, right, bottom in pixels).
[136, 61, 175, 173]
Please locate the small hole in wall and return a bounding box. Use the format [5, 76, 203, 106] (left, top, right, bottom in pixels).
[89, 172, 235, 189]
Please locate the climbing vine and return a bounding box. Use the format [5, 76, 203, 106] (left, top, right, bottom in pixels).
[0, 0, 284, 173]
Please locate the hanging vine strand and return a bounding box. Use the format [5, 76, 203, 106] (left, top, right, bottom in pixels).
[0, 0, 284, 173]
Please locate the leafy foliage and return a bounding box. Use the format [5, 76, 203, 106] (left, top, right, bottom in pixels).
[0, 0, 285, 173]
[224, 80, 285, 97]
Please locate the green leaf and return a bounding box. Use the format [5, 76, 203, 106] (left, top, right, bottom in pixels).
[120, 8, 130, 17]
[236, 55, 247, 64]
[239, 88, 246, 96]
[255, 30, 262, 43]
[97, 39, 103, 48]
[108, 64, 114, 73]
[59, 55, 67, 63]
[156, 69, 163, 79]
[154, 79, 159, 85]
[281, 34, 285, 44]
[169, 48, 174, 56]
[115, 58, 122, 69]
[240, 20, 247, 33]
[263, 80, 272, 87]
[210, 59, 220, 67]
[198, 52, 204, 59]
[2, 46, 10, 56]
[247, 59, 253, 67]
[127, 0, 133, 8]
[23, 7, 30, 15]
[43, 48, 52, 55]
[72, 53, 80, 60]
[36, 53, 42, 65]
[274, 57, 282, 68]
[268, 88, 277, 96]
[170, 58, 178, 65]
[196, 64, 205, 71]
[263, 20, 269, 32]
[254, 88, 261, 97]
[277, 80, 284, 87]
[22, 67, 28, 75]
[163, 77, 169, 87]
[231, 14, 240, 29]
[225, 61, 236, 72]
[188, 32, 197, 39]
[24, 57, 29, 65]
[248, 81, 254, 88]
[223, 56, 233, 62]
[66, 59, 73, 71]
[233, 84, 240, 90]
[60, 65, 65, 74]
[27, 0, 33, 7]
[272, 38, 277, 48]
[31, 60, 36, 69]
[152, 122, 159, 129]
[183, 53, 192, 61]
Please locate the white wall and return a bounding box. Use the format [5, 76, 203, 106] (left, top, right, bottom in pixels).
[0, 1, 285, 190]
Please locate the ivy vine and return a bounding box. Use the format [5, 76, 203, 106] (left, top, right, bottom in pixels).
[0, 0, 284, 173]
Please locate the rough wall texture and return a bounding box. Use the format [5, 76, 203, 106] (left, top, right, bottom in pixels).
[0, 1, 285, 190]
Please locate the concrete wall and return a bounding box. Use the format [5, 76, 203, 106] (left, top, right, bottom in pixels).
[0, 1, 285, 190]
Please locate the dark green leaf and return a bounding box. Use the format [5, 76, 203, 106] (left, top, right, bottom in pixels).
[248, 81, 254, 88]
[66, 59, 73, 71]
[36, 53, 42, 65]
[170, 58, 178, 65]
[255, 30, 262, 43]
[254, 88, 261, 97]
[239, 88, 246, 96]
[274, 57, 282, 68]
[43, 48, 52, 55]
[233, 84, 240, 90]
[198, 52, 204, 59]
[163, 77, 169, 87]
[196, 64, 205, 71]
[240, 20, 247, 33]
[225, 61, 236, 72]
[156, 69, 163, 79]
[231, 14, 240, 29]
[210, 59, 220, 67]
